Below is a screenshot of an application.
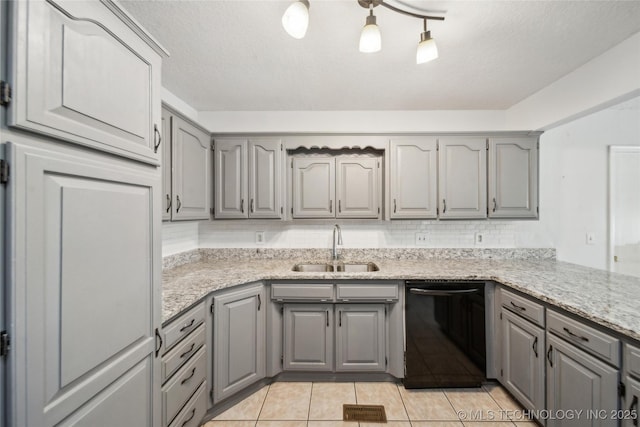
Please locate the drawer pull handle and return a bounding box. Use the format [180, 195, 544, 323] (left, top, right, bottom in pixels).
[510, 301, 527, 311]
[181, 408, 196, 427]
[547, 345, 553, 367]
[180, 319, 195, 332]
[155, 328, 163, 358]
[257, 294, 261, 311]
[563, 327, 589, 342]
[442, 199, 446, 214]
[241, 199, 244, 213]
[326, 310, 330, 327]
[629, 395, 638, 427]
[153, 124, 161, 153]
[532, 336, 538, 358]
[180, 343, 195, 359]
[181, 367, 196, 385]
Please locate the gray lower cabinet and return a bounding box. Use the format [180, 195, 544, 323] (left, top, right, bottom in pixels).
[335, 305, 386, 372]
[501, 309, 545, 413]
[623, 343, 640, 427]
[213, 283, 266, 403]
[6, 141, 161, 426]
[546, 332, 619, 427]
[283, 304, 334, 371]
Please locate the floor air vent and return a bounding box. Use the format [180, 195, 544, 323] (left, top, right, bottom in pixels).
[343, 404, 387, 422]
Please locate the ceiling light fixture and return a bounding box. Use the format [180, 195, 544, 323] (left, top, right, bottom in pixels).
[282, 0, 310, 39]
[282, 0, 444, 64]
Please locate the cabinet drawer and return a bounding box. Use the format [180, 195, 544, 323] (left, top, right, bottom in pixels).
[163, 303, 206, 352]
[501, 288, 544, 327]
[336, 283, 398, 301]
[547, 310, 620, 367]
[625, 343, 640, 379]
[168, 381, 208, 427]
[162, 346, 207, 426]
[162, 323, 206, 384]
[271, 283, 334, 301]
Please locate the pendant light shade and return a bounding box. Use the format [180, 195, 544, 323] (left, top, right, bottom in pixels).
[282, 0, 309, 39]
[359, 10, 381, 53]
[416, 19, 438, 64]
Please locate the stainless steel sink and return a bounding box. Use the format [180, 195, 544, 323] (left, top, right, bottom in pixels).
[291, 263, 335, 272]
[292, 262, 379, 272]
[337, 262, 379, 272]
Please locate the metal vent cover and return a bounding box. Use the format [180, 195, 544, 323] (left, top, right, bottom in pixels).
[343, 404, 387, 422]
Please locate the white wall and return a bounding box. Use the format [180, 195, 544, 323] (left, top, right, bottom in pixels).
[539, 96, 640, 269]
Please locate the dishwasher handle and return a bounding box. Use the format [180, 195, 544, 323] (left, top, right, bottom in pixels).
[409, 288, 481, 296]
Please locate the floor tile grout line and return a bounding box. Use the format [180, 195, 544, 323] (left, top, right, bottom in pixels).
[255, 383, 271, 423]
[396, 382, 414, 423]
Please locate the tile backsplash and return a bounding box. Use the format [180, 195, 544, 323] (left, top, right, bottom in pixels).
[163, 219, 553, 256]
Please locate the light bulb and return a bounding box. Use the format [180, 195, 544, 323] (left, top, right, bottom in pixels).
[282, 0, 309, 39]
[359, 13, 381, 53]
[416, 31, 438, 64]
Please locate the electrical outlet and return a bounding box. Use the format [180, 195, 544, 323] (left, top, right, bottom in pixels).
[255, 231, 265, 244]
[415, 232, 428, 246]
[586, 232, 595, 245]
[475, 232, 484, 245]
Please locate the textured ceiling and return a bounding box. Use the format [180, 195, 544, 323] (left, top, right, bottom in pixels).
[120, 0, 640, 111]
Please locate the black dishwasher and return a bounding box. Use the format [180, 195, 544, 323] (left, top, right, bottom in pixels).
[404, 280, 486, 388]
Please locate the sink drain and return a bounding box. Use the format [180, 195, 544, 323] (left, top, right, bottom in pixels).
[343, 404, 387, 422]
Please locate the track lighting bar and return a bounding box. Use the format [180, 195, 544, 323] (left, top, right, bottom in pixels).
[282, 0, 445, 64]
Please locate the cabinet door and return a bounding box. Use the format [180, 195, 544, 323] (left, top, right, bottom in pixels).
[389, 138, 438, 219]
[547, 333, 619, 427]
[292, 157, 335, 218]
[7, 141, 161, 427]
[622, 376, 640, 427]
[171, 117, 211, 221]
[438, 137, 487, 219]
[161, 109, 173, 221]
[488, 137, 538, 218]
[213, 284, 266, 403]
[11, 0, 162, 164]
[501, 309, 545, 412]
[336, 157, 380, 218]
[249, 139, 283, 219]
[214, 139, 248, 219]
[335, 305, 386, 372]
[283, 304, 334, 371]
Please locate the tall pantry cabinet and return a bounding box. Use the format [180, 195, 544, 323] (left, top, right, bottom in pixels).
[2, 1, 168, 426]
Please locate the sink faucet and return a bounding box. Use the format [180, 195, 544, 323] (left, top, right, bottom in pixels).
[332, 224, 343, 261]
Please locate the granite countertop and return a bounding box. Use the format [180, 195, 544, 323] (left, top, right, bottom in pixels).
[162, 249, 640, 343]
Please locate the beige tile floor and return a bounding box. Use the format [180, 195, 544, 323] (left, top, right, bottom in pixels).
[201, 382, 539, 427]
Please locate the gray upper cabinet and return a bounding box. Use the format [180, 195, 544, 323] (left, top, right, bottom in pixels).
[283, 304, 334, 372]
[438, 137, 488, 219]
[10, 0, 164, 164]
[214, 138, 283, 219]
[488, 137, 538, 218]
[389, 137, 438, 219]
[292, 155, 381, 219]
[213, 284, 266, 403]
[335, 305, 386, 372]
[249, 139, 284, 219]
[292, 157, 336, 218]
[336, 157, 380, 218]
[6, 141, 161, 427]
[161, 109, 173, 221]
[171, 115, 211, 221]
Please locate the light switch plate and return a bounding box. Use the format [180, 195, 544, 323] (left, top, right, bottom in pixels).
[475, 232, 484, 245]
[255, 231, 265, 244]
